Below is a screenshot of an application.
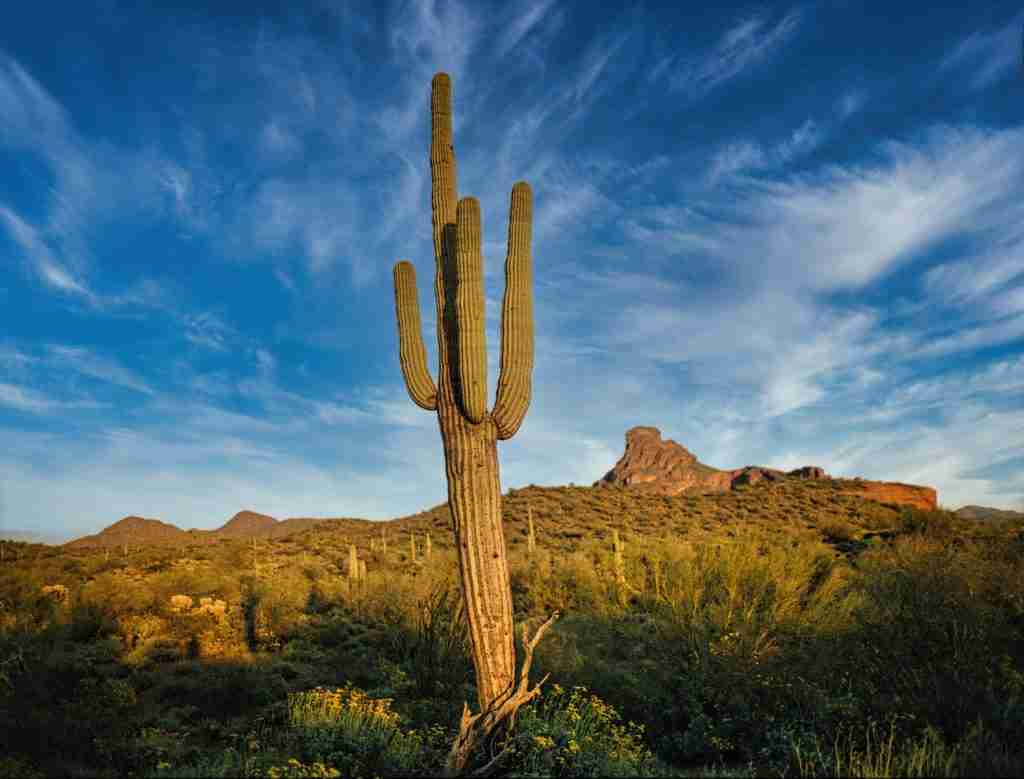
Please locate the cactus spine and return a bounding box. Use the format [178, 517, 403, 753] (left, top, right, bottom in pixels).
[393, 73, 555, 769]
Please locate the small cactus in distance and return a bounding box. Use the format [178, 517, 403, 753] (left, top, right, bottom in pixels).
[425, 531, 433, 559]
[527, 502, 537, 557]
[348, 544, 359, 581]
[613, 529, 626, 595]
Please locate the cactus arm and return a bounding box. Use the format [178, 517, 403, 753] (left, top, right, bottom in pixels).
[393, 261, 438, 410]
[492, 181, 534, 440]
[453, 197, 488, 423]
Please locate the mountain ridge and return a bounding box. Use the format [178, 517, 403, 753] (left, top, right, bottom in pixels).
[59, 427, 1020, 548]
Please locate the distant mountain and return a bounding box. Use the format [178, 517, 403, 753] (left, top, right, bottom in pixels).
[595, 426, 938, 510]
[217, 510, 279, 537]
[63, 510, 361, 549]
[955, 505, 1024, 522]
[65, 516, 194, 548]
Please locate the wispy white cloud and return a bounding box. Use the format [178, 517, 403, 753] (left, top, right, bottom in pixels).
[183, 311, 235, 351]
[0, 382, 66, 413]
[911, 313, 1024, 359]
[694, 125, 1024, 292]
[923, 235, 1024, 307]
[44, 344, 155, 395]
[495, 0, 559, 60]
[659, 8, 802, 98]
[707, 117, 825, 183]
[941, 10, 1023, 90]
[0, 53, 69, 149]
[0, 206, 92, 297]
[707, 140, 766, 182]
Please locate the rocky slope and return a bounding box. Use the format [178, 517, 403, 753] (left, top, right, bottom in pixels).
[595, 426, 937, 510]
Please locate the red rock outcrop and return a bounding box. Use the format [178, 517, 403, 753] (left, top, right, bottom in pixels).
[594, 426, 827, 496]
[595, 426, 937, 509]
[594, 426, 731, 494]
[835, 480, 937, 510]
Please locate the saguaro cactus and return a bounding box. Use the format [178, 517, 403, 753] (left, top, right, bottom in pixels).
[527, 503, 537, 557]
[392, 72, 557, 773]
[348, 544, 359, 582]
[613, 529, 625, 587]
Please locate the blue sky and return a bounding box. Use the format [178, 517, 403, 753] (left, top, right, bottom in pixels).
[1, 1, 1023, 542]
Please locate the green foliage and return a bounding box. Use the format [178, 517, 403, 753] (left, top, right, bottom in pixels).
[792, 718, 1023, 778]
[0, 481, 1021, 777]
[285, 685, 448, 777]
[503, 684, 659, 776]
[402, 579, 472, 697]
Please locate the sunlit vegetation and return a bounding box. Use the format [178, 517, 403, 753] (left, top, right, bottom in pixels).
[1, 477, 1022, 776]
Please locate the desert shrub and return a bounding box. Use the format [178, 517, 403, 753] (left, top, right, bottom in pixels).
[285, 684, 447, 777]
[67, 598, 120, 642]
[896, 507, 958, 538]
[791, 717, 1023, 778]
[400, 579, 471, 697]
[818, 518, 858, 543]
[843, 535, 1024, 738]
[259, 570, 314, 644]
[503, 684, 658, 777]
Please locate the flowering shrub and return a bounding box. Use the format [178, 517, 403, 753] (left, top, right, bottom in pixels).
[506, 684, 658, 777]
[264, 759, 340, 778]
[286, 685, 446, 777]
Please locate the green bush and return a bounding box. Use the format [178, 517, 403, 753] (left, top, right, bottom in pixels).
[285, 684, 447, 777]
[504, 684, 658, 777]
[402, 580, 471, 697]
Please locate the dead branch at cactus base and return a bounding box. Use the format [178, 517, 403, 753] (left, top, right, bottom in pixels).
[445, 611, 560, 776]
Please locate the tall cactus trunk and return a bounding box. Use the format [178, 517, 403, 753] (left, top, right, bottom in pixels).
[440, 413, 515, 707]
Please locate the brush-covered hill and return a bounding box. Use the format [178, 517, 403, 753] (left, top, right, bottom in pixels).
[63, 510, 369, 549]
[955, 504, 1024, 522]
[276, 474, 1016, 566]
[63, 425, 952, 551]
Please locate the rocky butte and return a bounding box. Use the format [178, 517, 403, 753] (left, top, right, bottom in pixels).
[595, 426, 937, 510]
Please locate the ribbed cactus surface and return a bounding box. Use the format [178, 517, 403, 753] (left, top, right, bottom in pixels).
[392, 72, 534, 712]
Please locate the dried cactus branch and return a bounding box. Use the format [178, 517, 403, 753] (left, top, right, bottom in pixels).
[445, 611, 561, 776]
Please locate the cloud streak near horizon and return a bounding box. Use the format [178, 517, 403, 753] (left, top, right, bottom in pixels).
[1, 1, 1022, 541]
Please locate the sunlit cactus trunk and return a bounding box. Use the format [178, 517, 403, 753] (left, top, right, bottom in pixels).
[392, 73, 555, 773]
